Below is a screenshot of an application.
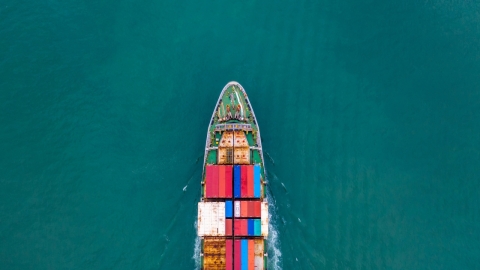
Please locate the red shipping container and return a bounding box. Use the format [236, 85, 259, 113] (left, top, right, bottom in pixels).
[241, 201, 248, 217]
[234, 219, 241, 236]
[253, 201, 261, 218]
[234, 240, 241, 270]
[226, 239, 233, 270]
[248, 239, 255, 269]
[226, 219, 232, 236]
[247, 165, 254, 197]
[248, 201, 254, 218]
[241, 166, 247, 197]
[241, 219, 248, 236]
[212, 165, 219, 197]
[219, 166, 225, 198]
[225, 166, 233, 198]
[205, 165, 214, 198]
[235, 219, 247, 236]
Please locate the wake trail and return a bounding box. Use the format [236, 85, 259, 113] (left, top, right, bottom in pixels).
[266, 174, 283, 270]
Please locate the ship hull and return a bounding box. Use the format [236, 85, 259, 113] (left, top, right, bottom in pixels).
[197, 82, 268, 270]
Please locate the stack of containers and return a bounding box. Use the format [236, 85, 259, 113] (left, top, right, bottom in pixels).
[203, 238, 226, 269]
[225, 201, 232, 236]
[224, 239, 264, 270]
[197, 202, 226, 236]
[202, 163, 266, 269]
[233, 201, 261, 218]
[233, 165, 261, 198]
[203, 240, 264, 270]
[232, 239, 261, 270]
[205, 165, 233, 198]
[232, 219, 261, 236]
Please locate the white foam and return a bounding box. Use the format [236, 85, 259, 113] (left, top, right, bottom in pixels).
[192, 220, 201, 270]
[266, 188, 283, 270]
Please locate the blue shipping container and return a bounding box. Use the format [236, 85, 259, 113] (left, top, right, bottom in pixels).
[254, 165, 261, 198]
[241, 239, 248, 270]
[225, 201, 232, 218]
[254, 219, 261, 236]
[248, 219, 254, 236]
[234, 165, 241, 198]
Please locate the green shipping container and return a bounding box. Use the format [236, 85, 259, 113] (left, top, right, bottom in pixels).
[254, 219, 261, 236]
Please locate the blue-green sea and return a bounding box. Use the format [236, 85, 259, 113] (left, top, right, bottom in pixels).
[1, 0, 480, 269]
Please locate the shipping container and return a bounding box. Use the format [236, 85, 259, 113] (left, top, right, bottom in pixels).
[248, 240, 255, 270]
[254, 219, 261, 236]
[225, 200, 232, 218]
[234, 219, 241, 236]
[234, 201, 240, 218]
[254, 239, 264, 270]
[247, 165, 254, 197]
[205, 165, 214, 198]
[235, 219, 248, 236]
[254, 165, 260, 198]
[261, 202, 268, 237]
[242, 219, 248, 236]
[248, 219, 254, 236]
[212, 165, 219, 198]
[234, 165, 241, 198]
[197, 202, 225, 236]
[240, 201, 248, 217]
[253, 201, 261, 218]
[234, 240, 241, 270]
[225, 166, 233, 198]
[240, 166, 247, 197]
[226, 239, 233, 270]
[241, 239, 248, 270]
[247, 201, 253, 217]
[219, 165, 225, 198]
[203, 238, 226, 269]
[226, 218, 232, 236]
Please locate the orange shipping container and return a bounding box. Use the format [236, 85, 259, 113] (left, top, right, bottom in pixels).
[248, 239, 255, 269]
[247, 165, 254, 197]
[253, 201, 261, 217]
[242, 219, 249, 236]
[203, 238, 226, 269]
[241, 201, 248, 217]
[219, 166, 225, 198]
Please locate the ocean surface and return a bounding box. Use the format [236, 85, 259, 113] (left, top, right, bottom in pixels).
[1, 0, 480, 269]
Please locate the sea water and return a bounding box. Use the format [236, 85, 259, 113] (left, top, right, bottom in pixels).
[1, 0, 480, 269]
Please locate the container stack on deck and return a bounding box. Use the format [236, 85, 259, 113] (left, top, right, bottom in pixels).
[198, 164, 268, 270]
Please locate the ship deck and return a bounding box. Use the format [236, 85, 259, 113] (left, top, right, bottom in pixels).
[204, 82, 265, 170]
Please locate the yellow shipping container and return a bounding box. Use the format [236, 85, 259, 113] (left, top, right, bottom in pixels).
[203, 238, 226, 270]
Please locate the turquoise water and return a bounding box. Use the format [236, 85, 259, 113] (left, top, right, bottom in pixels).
[1, 0, 480, 269]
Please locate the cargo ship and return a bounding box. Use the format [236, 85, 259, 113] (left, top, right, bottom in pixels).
[197, 82, 268, 270]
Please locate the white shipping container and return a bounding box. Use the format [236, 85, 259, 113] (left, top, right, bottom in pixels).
[197, 202, 226, 236]
[234, 201, 241, 217]
[254, 239, 264, 270]
[217, 202, 225, 235]
[261, 202, 269, 237]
